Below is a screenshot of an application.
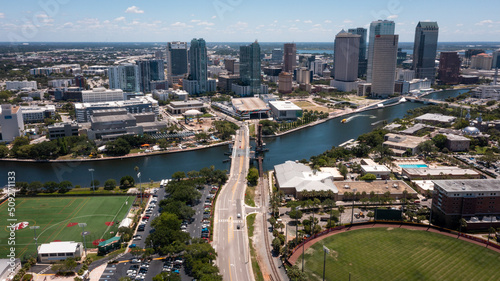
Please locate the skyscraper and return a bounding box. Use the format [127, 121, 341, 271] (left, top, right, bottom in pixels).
[371, 35, 399, 98]
[413, 21, 439, 83]
[184, 38, 212, 94]
[136, 59, 165, 93]
[240, 41, 262, 95]
[493, 49, 500, 69]
[348, 27, 367, 77]
[367, 20, 395, 83]
[167, 42, 188, 85]
[438, 52, 461, 85]
[272, 48, 283, 64]
[332, 30, 360, 92]
[283, 43, 297, 73]
[108, 64, 140, 93]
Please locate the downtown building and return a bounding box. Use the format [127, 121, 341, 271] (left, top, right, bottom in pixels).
[283, 43, 297, 73]
[438, 52, 461, 85]
[331, 30, 360, 92]
[239, 41, 262, 96]
[348, 27, 367, 77]
[108, 64, 140, 93]
[366, 20, 395, 83]
[183, 38, 216, 95]
[167, 42, 188, 85]
[74, 96, 159, 123]
[413, 21, 439, 83]
[0, 104, 24, 142]
[136, 59, 166, 93]
[371, 35, 399, 98]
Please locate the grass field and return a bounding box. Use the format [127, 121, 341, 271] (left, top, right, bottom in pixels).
[0, 196, 132, 259]
[293, 101, 333, 113]
[300, 228, 500, 281]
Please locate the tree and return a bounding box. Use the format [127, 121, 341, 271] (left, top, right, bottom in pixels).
[58, 181, 72, 193]
[43, 181, 59, 193]
[152, 272, 181, 281]
[360, 173, 377, 181]
[272, 237, 282, 253]
[120, 176, 135, 188]
[118, 227, 134, 242]
[172, 171, 186, 181]
[90, 179, 100, 190]
[338, 164, 348, 179]
[286, 265, 307, 281]
[432, 134, 448, 151]
[417, 140, 437, 156]
[28, 181, 42, 194]
[104, 179, 117, 190]
[0, 145, 9, 158]
[289, 206, 303, 242]
[64, 258, 77, 271]
[338, 205, 345, 225]
[246, 167, 259, 186]
[106, 138, 131, 156]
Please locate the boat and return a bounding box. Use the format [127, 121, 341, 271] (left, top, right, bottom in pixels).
[341, 119, 347, 123]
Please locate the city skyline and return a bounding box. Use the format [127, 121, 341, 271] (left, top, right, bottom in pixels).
[0, 0, 499, 42]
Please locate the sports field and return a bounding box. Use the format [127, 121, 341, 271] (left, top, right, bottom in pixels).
[0, 196, 132, 259]
[300, 228, 500, 281]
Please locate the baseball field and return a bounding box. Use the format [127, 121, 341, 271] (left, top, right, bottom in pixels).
[0, 196, 131, 259]
[300, 227, 500, 281]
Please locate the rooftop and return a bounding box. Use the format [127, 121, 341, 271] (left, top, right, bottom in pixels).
[274, 161, 338, 193]
[384, 133, 426, 148]
[269, 101, 302, 111]
[334, 180, 416, 195]
[433, 179, 500, 192]
[38, 241, 81, 254]
[415, 113, 456, 123]
[403, 167, 479, 177]
[232, 97, 268, 111]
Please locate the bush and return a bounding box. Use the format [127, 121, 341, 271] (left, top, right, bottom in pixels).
[22, 274, 32, 281]
[360, 173, 377, 181]
[104, 179, 117, 190]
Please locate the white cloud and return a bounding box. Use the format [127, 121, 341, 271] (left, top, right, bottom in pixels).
[343, 19, 353, 23]
[62, 22, 73, 28]
[114, 17, 125, 22]
[387, 14, 399, 20]
[0, 13, 4, 19]
[304, 20, 312, 24]
[211, 15, 217, 19]
[476, 19, 496, 26]
[35, 13, 54, 25]
[235, 21, 248, 28]
[295, 19, 300, 22]
[198, 21, 214, 26]
[191, 19, 201, 23]
[103, 20, 110, 24]
[125, 6, 144, 14]
[313, 24, 322, 27]
[324, 20, 332, 24]
[457, 23, 463, 27]
[171, 22, 187, 27]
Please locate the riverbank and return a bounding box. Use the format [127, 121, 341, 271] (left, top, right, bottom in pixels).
[0, 140, 232, 163]
[263, 98, 393, 138]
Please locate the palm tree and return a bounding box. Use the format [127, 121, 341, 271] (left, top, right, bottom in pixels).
[338, 205, 345, 225]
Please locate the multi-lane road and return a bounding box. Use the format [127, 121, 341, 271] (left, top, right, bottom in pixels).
[213, 124, 254, 281]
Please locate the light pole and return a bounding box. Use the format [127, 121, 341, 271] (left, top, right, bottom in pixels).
[302, 240, 305, 272]
[30, 226, 40, 261]
[351, 189, 357, 226]
[323, 245, 330, 281]
[137, 172, 142, 206]
[88, 169, 95, 192]
[78, 223, 87, 255]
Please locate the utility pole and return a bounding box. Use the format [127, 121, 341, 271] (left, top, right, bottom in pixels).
[88, 169, 95, 192]
[351, 189, 357, 226]
[323, 245, 330, 281]
[30, 226, 40, 261]
[79, 223, 87, 255]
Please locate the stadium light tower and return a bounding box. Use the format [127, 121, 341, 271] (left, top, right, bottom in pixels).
[78, 223, 87, 254]
[88, 169, 95, 192]
[30, 226, 40, 260]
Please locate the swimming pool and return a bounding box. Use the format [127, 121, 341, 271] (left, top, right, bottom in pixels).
[399, 164, 428, 169]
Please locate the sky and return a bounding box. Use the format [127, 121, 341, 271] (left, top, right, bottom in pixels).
[0, 0, 499, 43]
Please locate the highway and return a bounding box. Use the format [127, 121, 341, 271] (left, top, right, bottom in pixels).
[213, 123, 253, 281]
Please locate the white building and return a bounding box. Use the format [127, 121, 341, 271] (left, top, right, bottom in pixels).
[268, 101, 303, 121]
[409, 78, 432, 91]
[0, 104, 24, 142]
[5, 80, 37, 91]
[83, 65, 109, 76]
[82, 87, 124, 103]
[48, 79, 73, 88]
[396, 69, 415, 81]
[153, 89, 188, 101]
[21, 105, 56, 123]
[183, 79, 216, 95]
[38, 241, 83, 263]
[75, 95, 159, 123]
[473, 85, 500, 100]
[360, 164, 391, 179]
[108, 64, 141, 93]
[30, 64, 81, 76]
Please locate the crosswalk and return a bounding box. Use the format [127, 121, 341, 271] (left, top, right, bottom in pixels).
[99, 264, 117, 281]
[219, 219, 243, 223]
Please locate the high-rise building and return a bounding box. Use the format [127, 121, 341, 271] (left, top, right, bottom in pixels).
[413, 21, 439, 83]
[371, 35, 399, 98]
[278, 72, 293, 94]
[136, 59, 165, 93]
[348, 27, 367, 77]
[492, 49, 500, 69]
[224, 58, 239, 74]
[283, 43, 297, 73]
[272, 48, 283, 64]
[240, 41, 262, 95]
[471, 53, 493, 70]
[332, 30, 360, 92]
[438, 52, 461, 85]
[397, 48, 408, 65]
[108, 64, 140, 93]
[167, 42, 188, 85]
[184, 38, 215, 94]
[0, 104, 24, 142]
[296, 67, 311, 85]
[367, 20, 395, 83]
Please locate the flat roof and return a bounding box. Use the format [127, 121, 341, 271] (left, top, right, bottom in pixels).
[269, 101, 302, 111]
[334, 180, 416, 195]
[39, 241, 81, 254]
[170, 100, 203, 106]
[442, 133, 470, 141]
[412, 180, 435, 191]
[384, 133, 426, 148]
[361, 165, 391, 173]
[91, 114, 135, 123]
[401, 124, 428, 135]
[415, 113, 456, 123]
[403, 167, 479, 176]
[433, 179, 500, 192]
[232, 97, 268, 111]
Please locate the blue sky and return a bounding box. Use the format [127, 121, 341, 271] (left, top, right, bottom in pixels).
[0, 0, 499, 42]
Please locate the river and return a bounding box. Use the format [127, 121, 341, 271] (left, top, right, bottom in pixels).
[1, 89, 465, 186]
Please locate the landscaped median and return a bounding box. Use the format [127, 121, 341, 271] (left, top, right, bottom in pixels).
[247, 214, 264, 281]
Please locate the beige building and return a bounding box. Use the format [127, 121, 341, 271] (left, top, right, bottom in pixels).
[371, 35, 399, 98]
[402, 167, 480, 180]
[471, 53, 492, 70]
[383, 133, 426, 156]
[278, 72, 293, 94]
[443, 133, 470, 152]
[335, 180, 417, 201]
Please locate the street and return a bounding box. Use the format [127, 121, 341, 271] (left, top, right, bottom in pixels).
[213, 124, 253, 281]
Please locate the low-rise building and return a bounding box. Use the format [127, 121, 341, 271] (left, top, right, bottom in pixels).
[335, 180, 417, 201]
[432, 179, 500, 229]
[166, 100, 205, 115]
[82, 88, 124, 103]
[402, 167, 480, 180]
[232, 97, 270, 119]
[74, 96, 159, 123]
[360, 164, 391, 179]
[38, 241, 83, 263]
[20, 105, 56, 123]
[268, 101, 302, 121]
[6, 80, 37, 91]
[443, 133, 470, 152]
[274, 161, 339, 200]
[415, 113, 456, 125]
[47, 122, 80, 140]
[0, 104, 24, 142]
[383, 133, 426, 156]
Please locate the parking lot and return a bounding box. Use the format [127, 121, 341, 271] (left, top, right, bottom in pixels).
[455, 154, 500, 178]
